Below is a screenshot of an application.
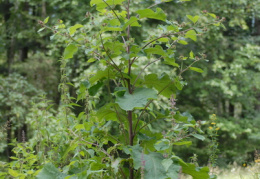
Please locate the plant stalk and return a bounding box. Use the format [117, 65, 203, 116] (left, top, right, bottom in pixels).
[128, 110, 134, 179]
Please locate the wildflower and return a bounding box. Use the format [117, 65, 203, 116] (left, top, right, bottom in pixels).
[211, 122, 216, 125]
[209, 126, 213, 130]
[242, 163, 247, 167]
[255, 159, 260, 163]
[210, 114, 217, 121]
[216, 127, 220, 130]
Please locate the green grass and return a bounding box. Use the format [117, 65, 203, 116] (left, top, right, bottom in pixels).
[179, 163, 260, 179]
[214, 163, 260, 179]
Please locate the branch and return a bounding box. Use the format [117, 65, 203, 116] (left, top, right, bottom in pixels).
[178, 58, 201, 77]
[133, 100, 153, 136]
[133, 57, 202, 136]
[69, 129, 112, 159]
[127, 0, 131, 45]
[141, 34, 170, 50]
[134, 118, 159, 137]
[114, 106, 128, 145]
[133, 79, 174, 136]
[99, 33, 127, 87]
[129, 24, 173, 65]
[102, 0, 128, 52]
[132, 38, 180, 135]
[131, 39, 179, 88]
[132, 57, 162, 88]
[99, 34, 120, 70]
[69, 128, 127, 178]
[130, 30, 190, 65]
[147, 2, 162, 9]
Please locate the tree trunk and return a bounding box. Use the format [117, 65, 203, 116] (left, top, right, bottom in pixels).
[42, 0, 47, 18]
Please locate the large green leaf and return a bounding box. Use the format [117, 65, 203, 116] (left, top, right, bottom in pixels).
[116, 88, 157, 111]
[144, 73, 176, 98]
[123, 145, 143, 169]
[136, 8, 166, 21]
[181, 163, 210, 179]
[144, 152, 167, 179]
[167, 164, 180, 179]
[37, 163, 68, 179]
[124, 145, 167, 179]
[63, 44, 78, 59]
[162, 160, 181, 179]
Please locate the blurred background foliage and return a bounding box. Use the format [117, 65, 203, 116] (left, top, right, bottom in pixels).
[0, 0, 259, 167]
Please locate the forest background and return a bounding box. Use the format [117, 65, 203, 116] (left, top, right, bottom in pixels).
[0, 0, 259, 178]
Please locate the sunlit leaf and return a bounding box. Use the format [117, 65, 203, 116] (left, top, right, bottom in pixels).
[208, 13, 217, 19]
[37, 27, 45, 33]
[87, 58, 96, 63]
[189, 51, 194, 59]
[158, 38, 169, 42]
[43, 16, 49, 24]
[187, 15, 200, 24]
[189, 67, 204, 73]
[173, 141, 192, 146]
[178, 40, 188, 45]
[185, 30, 197, 41]
[63, 44, 78, 59]
[69, 24, 83, 36]
[8, 169, 19, 177]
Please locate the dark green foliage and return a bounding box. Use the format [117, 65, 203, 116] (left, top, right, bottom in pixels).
[0, 0, 259, 178]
